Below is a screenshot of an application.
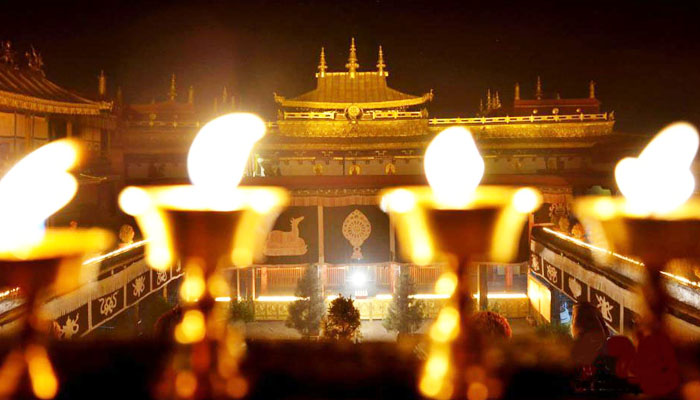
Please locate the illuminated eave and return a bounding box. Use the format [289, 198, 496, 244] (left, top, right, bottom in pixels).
[274, 93, 433, 110]
[0, 89, 111, 116]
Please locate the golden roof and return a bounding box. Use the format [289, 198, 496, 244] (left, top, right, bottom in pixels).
[275, 72, 431, 110]
[276, 118, 430, 137]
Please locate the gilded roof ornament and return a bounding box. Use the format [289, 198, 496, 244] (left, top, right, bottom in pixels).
[98, 70, 107, 98]
[168, 73, 177, 101]
[514, 82, 520, 100]
[536, 76, 543, 100]
[0, 41, 16, 67]
[589, 80, 596, 99]
[25, 46, 44, 75]
[376, 45, 387, 76]
[345, 38, 359, 78]
[317, 47, 327, 78]
[188, 85, 195, 104]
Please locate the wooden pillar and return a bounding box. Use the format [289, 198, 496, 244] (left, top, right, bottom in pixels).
[236, 268, 241, 300]
[505, 265, 513, 289]
[478, 264, 488, 310]
[251, 266, 256, 300]
[390, 263, 397, 294]
[321, 264, 327, 297]
[318, 205, 324, 264]
[261, 267, 268, 295]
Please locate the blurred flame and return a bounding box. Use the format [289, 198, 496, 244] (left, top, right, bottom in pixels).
[0, 139, 79, 251]
[175, 310, 206, 344]
[187, 113, 266, 203]
[25, 344, 58, 399]
[429, 306, 460, 343]
[434, 272, 458, 296]
[180, 262, 206, 302]
[174, 370, 198, 398]
[615, 122, 699, 215]
[424, 127, 484, 208]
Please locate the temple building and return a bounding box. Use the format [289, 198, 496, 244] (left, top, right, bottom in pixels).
[0, 41, 118, 226]
[239, 39, 642, 313]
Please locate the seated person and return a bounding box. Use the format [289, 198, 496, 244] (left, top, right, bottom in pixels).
[570, 302, 609, 366]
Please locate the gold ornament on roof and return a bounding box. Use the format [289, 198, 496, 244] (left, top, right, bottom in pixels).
[317, 47, 327, 78]
[342, 209, 371, 260]
[377, 45, 387, 76]
[346, 38, 359, 78]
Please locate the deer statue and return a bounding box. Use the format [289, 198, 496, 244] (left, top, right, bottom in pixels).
[264, 216, 308, 256]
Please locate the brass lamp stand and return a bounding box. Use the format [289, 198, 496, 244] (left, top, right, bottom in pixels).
[382, 186, 540, 399]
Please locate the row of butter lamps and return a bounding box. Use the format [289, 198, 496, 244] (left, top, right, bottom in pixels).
[0, 109, 695, 399]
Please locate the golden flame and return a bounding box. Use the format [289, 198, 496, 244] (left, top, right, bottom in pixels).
[0, 139, 79, 251]
[424, 127, 484, 208]
[187, 112, 266, 204]
[615, 122, 699, 215]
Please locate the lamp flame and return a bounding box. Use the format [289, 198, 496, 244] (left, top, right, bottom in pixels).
[0, 139, 79, 251]
[187, 113, 266, 201]
[424, 127, 484, 208]
[615, 122, 699, 215]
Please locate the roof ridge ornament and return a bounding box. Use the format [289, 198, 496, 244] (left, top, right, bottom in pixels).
[0, 41, 17, 68]
[589, 80, 596, 99]
[536, 76, 543, 100]
[317, 47, 327, 78]
[168, 73, 177, 101]
[25, 45, 44, 75]
[345, 38, 359, 78]
[377, 45, 387, 77]
[514, 82, 520, 100]
[98, 70, 107, 98]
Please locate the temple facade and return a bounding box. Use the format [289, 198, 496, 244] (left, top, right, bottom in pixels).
[239, 39, 641, 303]
[0, 41, 118, 226]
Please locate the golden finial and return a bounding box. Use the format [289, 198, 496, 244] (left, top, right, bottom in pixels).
[116, 86, 123, 108]
[479, 98, 484, 115]
[346, 37, 359, 78]
[98, 70, 107, 98]
[495, 91, 501, 109]
[487, 89, 492, 111]
[222, 87, 228, 104]
[168, 73, 177, 101]
[589, 80, 596, 99]
[188, 85, 194, 104]
[377, 45, 386, 76]
[514, 82, 520, 100]
[535, 76, 542, 100]
[317, 47, 327, 78]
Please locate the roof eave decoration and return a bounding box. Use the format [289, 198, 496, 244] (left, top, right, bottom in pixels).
[0, 89, 111, 115]
[275, 92, 433, 110]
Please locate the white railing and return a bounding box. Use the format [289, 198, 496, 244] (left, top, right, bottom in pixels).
[428, 113, 611, 126]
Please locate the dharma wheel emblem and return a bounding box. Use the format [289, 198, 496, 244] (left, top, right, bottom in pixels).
[342, 209, 371, 260]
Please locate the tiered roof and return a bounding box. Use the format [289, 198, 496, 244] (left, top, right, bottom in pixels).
[0, 42, 110, 115]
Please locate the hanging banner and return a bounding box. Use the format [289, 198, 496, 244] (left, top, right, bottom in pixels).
[53, 303, 88, 339]
[543, 261, 562, 290]
[590, 287, 621, 332]
[530, 254, 543, 277]
[127, 271, 151, 306]
[324, 205, 390, 264]
[91, 288, 124, 327]
[563, 271, 588, 302]
[262, 206, 318, 264]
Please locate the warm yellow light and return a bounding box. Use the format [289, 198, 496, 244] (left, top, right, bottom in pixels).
[187, 113, 266, 202]
[429, 306, 460, 343]
[615, 122, 699, 215]
[25, 344, 58, 399]
[118, 187, 173, 270]
[180, 263, 206, 302]
[434, 272, 458, 296]
[424, 127, 484, 208]
[380, 188, 416, 213]
[420, 346, 453, 399]
[0, 139, 79, 251]
[174, 310, 206, 344]
[513, 187, 540, 213]
[174, 370, 198, 398]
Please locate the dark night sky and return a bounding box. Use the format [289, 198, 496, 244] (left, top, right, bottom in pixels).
[2, 0, 699, 134]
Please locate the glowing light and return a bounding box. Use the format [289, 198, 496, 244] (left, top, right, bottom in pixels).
[543, 227, 700, 289]
[424, 127, 484, 208]
[380, 188, 416, 213]
[375, 293, 393, 300]
[513, 188, 540, 213]
[467, 382, 489, 400]
[174, 310, 206, 344]
[25, 344, 58, 399]
[180, 264, 206, 302]
[420, 346, 453, 399]
[174, 371, 198, 398]
[256, 296, 302, 302]
[615, 122, 699, 215]
[215, 296, 233, 302]
[434, 272, 458, 296]
[350, 271, 367, 287]
[429, 306, 460, 343]
[187, 113, 266, 201]
[0, 139, 79, 251]
[82, 239, 148, 266]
